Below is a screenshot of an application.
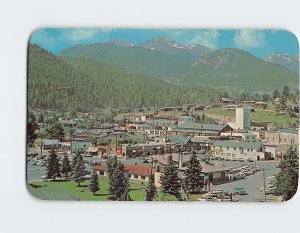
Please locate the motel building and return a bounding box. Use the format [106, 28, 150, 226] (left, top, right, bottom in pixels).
[152, 153, 231, 187]
[95, 163, 155, 183]
[211, 140, 265, 161]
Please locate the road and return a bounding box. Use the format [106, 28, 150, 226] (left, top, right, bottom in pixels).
[212, 160, 280, 202]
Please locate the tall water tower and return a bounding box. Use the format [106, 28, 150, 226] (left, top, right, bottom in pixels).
[235, 107, 251, 129]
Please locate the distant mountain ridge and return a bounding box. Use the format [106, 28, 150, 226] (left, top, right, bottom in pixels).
[60, 42, 196, 79]
[179, 48, 298, 91]
[139, 36, 212, 58]
[265, 52, 299, 73]
[59, 37, 298, 91]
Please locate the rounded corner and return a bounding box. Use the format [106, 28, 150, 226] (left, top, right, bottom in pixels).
[26, 183, 47, 201]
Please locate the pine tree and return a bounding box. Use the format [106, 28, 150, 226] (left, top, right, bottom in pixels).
[46, 122, 65, 141]
[159, 156, 182, 199]
[27, 112, 39, 144]
[38, 112, 44, 123]
[115, 162, 131, 201]
[45, 148, 61, 181]
[107, 158, 131, 201]
[72, 154, 86, 187]
[275, 147, 299, 201]
[183, 151, 204, 194]
[282, 85, 290, 101]
[89, 168, 100, 195]
[71, 152, 79, 178]
[61, 154, 72, 179]
[145, 178, 157, 201]
[273, 89, 280, 100]
[107, 156, 118, 199]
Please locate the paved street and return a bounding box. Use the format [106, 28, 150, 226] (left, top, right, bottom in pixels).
[213, 160, 280, 202]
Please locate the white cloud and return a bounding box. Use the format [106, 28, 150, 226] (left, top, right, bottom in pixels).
[58, 29, 111, 42]
[30, 29, 57, 51]
[234, 29, 265, 49]
[190, 30, 220, 48]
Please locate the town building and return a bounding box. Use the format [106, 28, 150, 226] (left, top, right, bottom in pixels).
[95, 163, 155, 183]
[151, 153, 230, 187]
[211, 140, 265, 161]
[235, 107, 251, 130]
[178, 116, 195, 125]
[264, 130, 299, 145]
[34, 138, 61, 150]
[220, 131, 257, 141]
[168, 123, 233, 137]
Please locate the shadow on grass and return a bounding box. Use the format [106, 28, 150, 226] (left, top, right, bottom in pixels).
[29, 184, 43, 188]
[94, 193, 109, 197]
[130, 188, 145, 191]
[76, 184, 89, 188]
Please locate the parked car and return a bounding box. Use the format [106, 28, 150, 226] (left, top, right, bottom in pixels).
[234, 187, 248, 195]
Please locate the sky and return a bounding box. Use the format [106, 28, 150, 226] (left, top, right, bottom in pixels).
[30, 28, 299, 58]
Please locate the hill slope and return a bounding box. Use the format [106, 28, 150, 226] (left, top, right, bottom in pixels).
[28, 44, 220, 112]
[59, 42, 195, 79]
[265, 52, 299, 73]
[180, 48, 299, 91]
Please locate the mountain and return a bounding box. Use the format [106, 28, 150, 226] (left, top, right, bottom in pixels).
[265, 52, 299, 73]
[139, 36, 212, 58]
[179, 48, 299, 91]
[59, 42, 195, 79]
[28, 44, 220, 112]
[111, 39, 134, 47]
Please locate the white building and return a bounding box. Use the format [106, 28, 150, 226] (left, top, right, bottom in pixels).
[211, 140, 265, 161]
[178, 116, 195, 125]
[221, 131, 257, 141]
[235, 107, 251, 130]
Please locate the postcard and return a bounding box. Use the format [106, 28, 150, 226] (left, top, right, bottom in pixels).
[27, 29, 299, 201]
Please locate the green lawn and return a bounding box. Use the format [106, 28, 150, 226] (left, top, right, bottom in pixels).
[203, 107, 296, 126]
[251, 109, 296, 126]
[28, 177, 146, 201]
[28, 179, 201, 201]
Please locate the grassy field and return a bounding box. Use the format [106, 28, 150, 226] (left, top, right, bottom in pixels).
[28, 178, 201, 201]
[251, 109, 296, 126]
[28, 177, 146, 201]
[203, 107, 296, 126]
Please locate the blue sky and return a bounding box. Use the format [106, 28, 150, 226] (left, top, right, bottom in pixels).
[30, 28, 299, 58]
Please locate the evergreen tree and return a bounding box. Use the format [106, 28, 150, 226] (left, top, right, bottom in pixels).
[45, 148, 61, 181]
[46, 122, 65, 141]
[115, 161, 131, 201]
[72, 154, 86, 187]
[107, 156, 118, 199]
[145, 178, 157, 201]
[107, 158, 131, 201]
[159, 156, 182, 199]
[201, 113, 205, 123]
[282, 85, 290, 101]
[262, 93, 270, 102]
[71, 152, 79, 178]
[38, 112, 44, 123]
[89, 168, 100, 195]
[61, 154, 72, 179]
[183, 151, 204, 194]
[273, 89, 280, 100]
[27, 112, 39, 144]
[275, 147, 299, 201]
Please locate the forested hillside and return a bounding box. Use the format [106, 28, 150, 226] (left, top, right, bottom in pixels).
[179, 48, 298, 91]
[59, 43, 195, 79]
[28, 44, 221, 112]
